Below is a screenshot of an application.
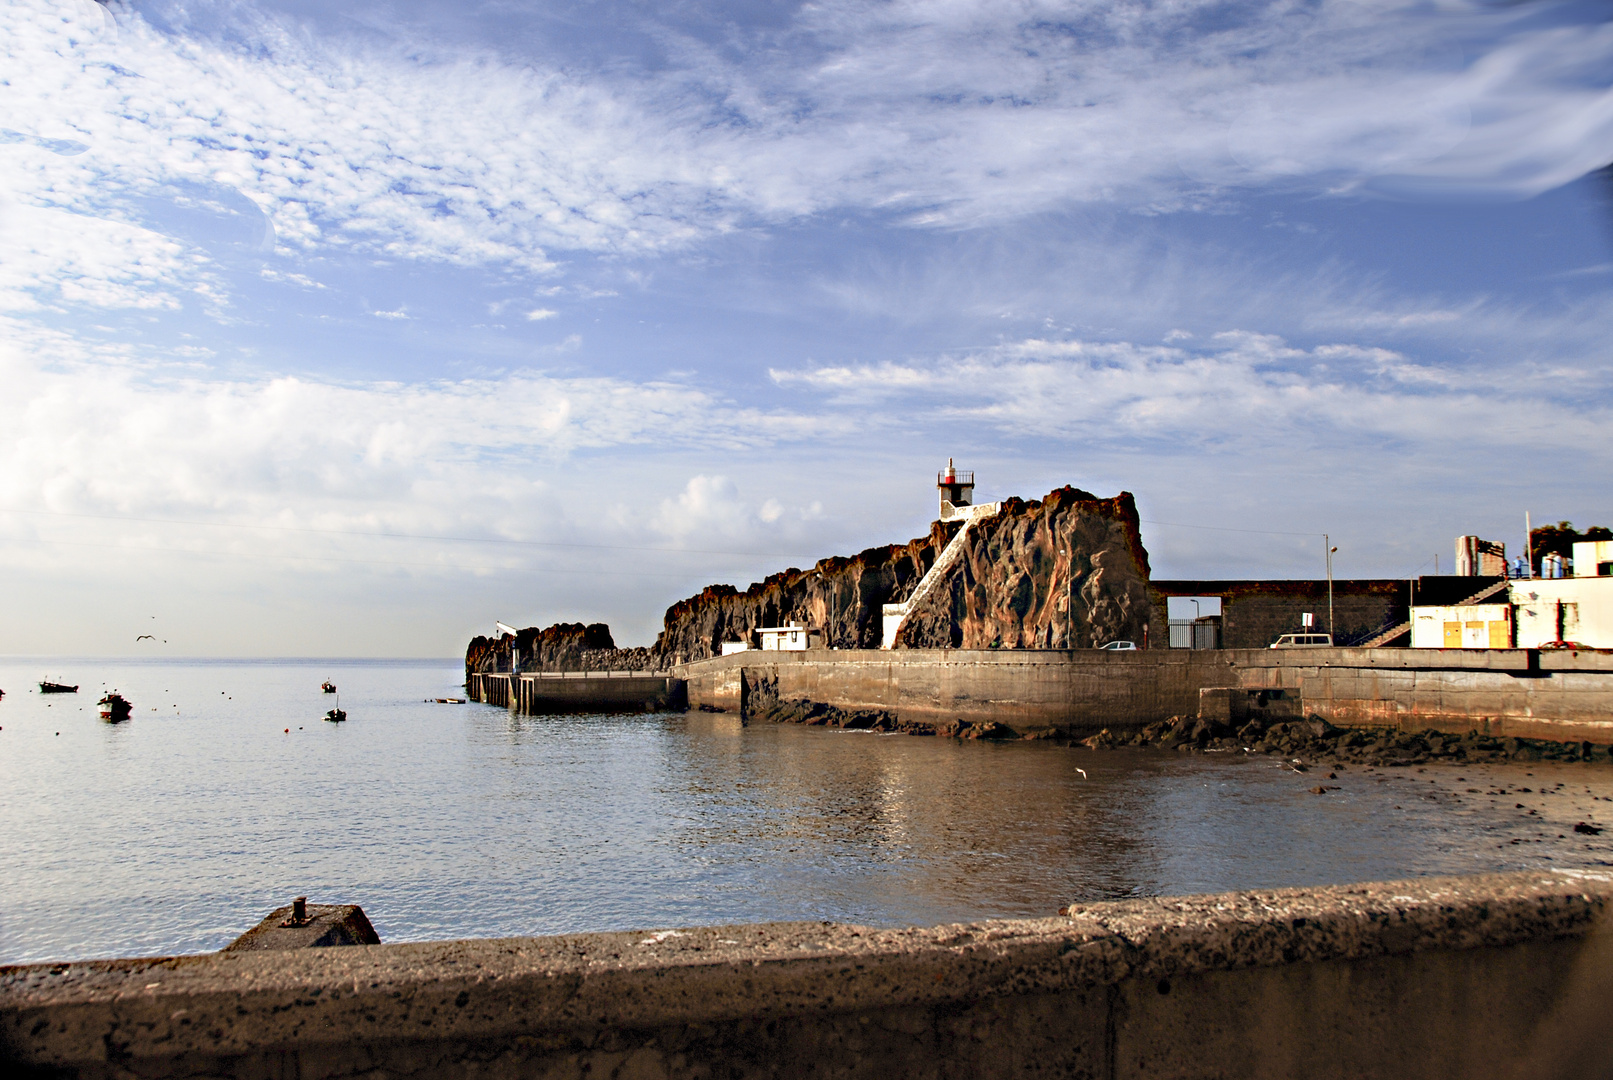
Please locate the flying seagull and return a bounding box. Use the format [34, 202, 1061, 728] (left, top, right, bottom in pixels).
[136, 634, 155, 641]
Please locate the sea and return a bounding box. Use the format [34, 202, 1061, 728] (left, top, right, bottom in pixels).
[3, 657, 1611, 966]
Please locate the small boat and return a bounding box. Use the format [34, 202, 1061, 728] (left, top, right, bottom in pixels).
[321, 680, 337, 694]
[98, 693, 132, 722]
[40, 681, 78, 694]
[323, 708, 347, 723]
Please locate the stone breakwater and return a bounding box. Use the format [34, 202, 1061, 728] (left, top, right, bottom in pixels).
[1080, 715, 1613, 769]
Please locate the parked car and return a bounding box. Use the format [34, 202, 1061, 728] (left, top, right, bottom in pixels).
[1098, 640, 1137, 651]
[1270, 633, 1333, 649]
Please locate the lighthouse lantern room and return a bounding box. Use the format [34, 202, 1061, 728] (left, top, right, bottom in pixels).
[937, 458, 976, 522]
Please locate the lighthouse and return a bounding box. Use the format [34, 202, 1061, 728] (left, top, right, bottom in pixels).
[937, 458, 976, 522]
[882, 461, 1003, 647]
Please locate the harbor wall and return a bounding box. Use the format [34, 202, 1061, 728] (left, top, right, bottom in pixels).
[675, 647, 1613, 740]
[468, 671, 685, 714]
[5, 871, 1612, 1080]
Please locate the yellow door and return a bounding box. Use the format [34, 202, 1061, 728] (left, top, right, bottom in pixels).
[1443, 622, 1461, 648]
[1488, 620, 1511, 648]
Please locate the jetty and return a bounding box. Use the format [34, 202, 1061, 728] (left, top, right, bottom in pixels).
[469, 670, 685, 714]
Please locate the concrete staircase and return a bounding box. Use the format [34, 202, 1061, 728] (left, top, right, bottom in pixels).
[1357, 579, 1512, 648]
[881, 504, 998, 648]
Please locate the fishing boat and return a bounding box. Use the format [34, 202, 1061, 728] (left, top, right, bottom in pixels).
[321, 680, 337, 694]
[98, 693, 132, 722]
[324, 708, 347, 723]
[40, 681, 78, 694]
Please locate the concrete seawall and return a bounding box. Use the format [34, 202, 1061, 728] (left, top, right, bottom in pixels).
[677, 647, 1613, 741]
[5, 871, 1612, 1079]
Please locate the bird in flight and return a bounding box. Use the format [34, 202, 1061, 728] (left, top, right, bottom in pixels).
[136, 634, 155, 641]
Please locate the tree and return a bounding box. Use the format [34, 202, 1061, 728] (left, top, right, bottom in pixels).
[1530, 521, 1612, 573]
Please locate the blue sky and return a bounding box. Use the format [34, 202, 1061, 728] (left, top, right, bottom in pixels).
[2, 0, 1611, 655]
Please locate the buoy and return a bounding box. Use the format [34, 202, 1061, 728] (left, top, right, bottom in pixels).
[284, 728, 289, 733]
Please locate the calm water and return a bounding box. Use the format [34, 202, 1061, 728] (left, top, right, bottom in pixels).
[3, 657, 1611, 965]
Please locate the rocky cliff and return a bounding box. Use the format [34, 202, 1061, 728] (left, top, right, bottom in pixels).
[652, 486, 1152, 664]
[465, 486, 1153, 675]
[465, 622, 656, 681]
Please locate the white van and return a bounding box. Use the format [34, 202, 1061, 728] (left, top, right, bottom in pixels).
[1270, 633, 1333, 649]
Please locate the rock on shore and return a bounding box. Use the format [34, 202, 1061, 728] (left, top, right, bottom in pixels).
[1081, 716, 1613, 767]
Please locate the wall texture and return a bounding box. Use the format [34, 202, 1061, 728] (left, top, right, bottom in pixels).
[676, 647, 1613, 741]
[5, 872, 1612, 1080]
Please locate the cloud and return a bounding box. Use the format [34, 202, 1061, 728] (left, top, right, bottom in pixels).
[3, 0, 1609, 308]
[525, 308, 559, 321]
[650, 475, 822, 546]
[771, 331, 1613, 457]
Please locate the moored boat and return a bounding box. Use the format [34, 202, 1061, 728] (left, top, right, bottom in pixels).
[98, 693, 132, 722]
[40, 681, 78, 694]
[323, 708, 347, 722]
[321, 680, 337, 694]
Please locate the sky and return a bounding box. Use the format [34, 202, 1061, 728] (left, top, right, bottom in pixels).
[2, 0, 1611, 656]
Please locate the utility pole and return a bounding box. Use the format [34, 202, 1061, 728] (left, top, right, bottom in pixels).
[1526, 511, 1533, 577]
[1325, 536, 1336, 640]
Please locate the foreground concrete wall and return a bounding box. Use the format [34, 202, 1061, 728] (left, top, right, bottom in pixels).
[678, 648, 1613, 739]
[5, 872, 1613, 1079]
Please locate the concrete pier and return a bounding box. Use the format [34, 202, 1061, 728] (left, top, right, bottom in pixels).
[5, 870, 1611, 1079]
[468, 670, 686, 714]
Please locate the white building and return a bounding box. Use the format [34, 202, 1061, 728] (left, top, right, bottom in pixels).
[1511, 577, 1613, 648]
[757, 623, 811, 651]
[1410, 604, 1513, 649]
[1573, 540, 1613, 578]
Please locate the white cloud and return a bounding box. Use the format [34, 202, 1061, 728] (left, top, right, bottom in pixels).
[525, 308, 559, 321]
[650, 476, 821, 546]
[771, 332, 1613, 457]
[2, 0, 1608, 307]
[372, 307, 412, 320]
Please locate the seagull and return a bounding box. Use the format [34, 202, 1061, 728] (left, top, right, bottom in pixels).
[136, 634, 155, 641]
[1075, 768, 1087, 780]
